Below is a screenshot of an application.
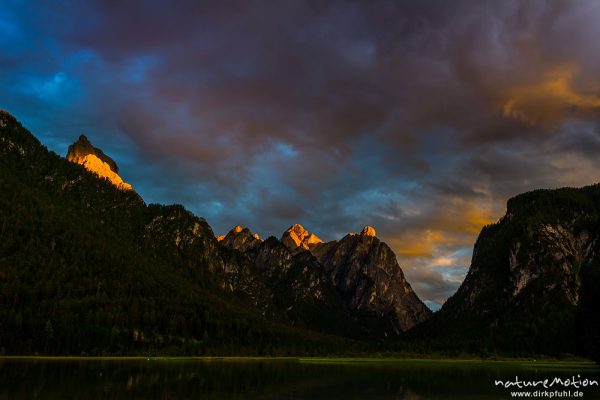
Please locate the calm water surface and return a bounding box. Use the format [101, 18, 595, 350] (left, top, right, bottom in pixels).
[1, 358, 599, 399]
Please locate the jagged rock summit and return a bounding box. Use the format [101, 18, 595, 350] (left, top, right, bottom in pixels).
[219, 225, 262, 252]
[66, 135, 133, 191]
[361, 226, 377, 237]
[219, 219, 430, 336]
[281, 223, 323, 252]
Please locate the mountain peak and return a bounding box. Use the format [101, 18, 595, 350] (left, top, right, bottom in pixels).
[281, 224, 323, 252]
[220, 225, 262, 252]
[311, 225, 431, 334]
[66, 135, 133, 191]
[289, 223, 306, 235]
[360, 226, 377, 237]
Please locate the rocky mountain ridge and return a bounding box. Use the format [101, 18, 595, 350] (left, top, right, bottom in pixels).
[63, 131, 431, 337]
[63, 129, 432, 337]
[219, 222, 431, 337]
[281, 224, 323, 253]
[5, 109, 597, 359]
[0, 110, 431, 358]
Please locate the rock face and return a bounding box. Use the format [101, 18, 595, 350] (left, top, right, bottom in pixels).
[67, 135, 133, 191]
[281, 224, 323, 253]
[431, 185, 600, 356]
[218, 221, 431, 338]
[220, 225, 262, 252]
[312, 227, 431, 336]
[361, 226, 377, 237]
[142, 204, 222, 273]
[221, 234, 367, 338]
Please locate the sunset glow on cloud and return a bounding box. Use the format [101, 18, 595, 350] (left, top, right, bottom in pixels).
[503, 65, 600, 126]
[2, 0, 600, 309]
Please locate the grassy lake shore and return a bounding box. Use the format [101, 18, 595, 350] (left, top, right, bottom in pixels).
[1, 356, 597, 369]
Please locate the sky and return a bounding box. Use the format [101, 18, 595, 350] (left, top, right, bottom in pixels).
[2, 0, 600, 310]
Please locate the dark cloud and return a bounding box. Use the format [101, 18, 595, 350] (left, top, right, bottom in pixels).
[2, 0, 600, 305]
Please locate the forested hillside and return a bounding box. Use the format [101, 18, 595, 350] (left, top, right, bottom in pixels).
[0, 111, 364, 355]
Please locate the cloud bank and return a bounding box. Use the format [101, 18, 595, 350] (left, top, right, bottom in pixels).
[2, 0, 600, 307]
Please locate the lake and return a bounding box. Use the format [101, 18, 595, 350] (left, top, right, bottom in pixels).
[1, 357, 599, 399]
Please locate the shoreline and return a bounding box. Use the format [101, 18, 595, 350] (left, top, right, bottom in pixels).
[0, 356, 597, 368]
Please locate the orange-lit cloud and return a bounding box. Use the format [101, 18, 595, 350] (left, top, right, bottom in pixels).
[503, 65, 600, 126]
[391, 230, 444, 258]
[430, 256, 455, 267]
[388, 199, 497, 259]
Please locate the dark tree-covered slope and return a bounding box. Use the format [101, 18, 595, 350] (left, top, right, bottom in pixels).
[0, 110, 363, 355]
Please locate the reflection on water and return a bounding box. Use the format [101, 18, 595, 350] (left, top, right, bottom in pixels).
[0, 358, 599, 399]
